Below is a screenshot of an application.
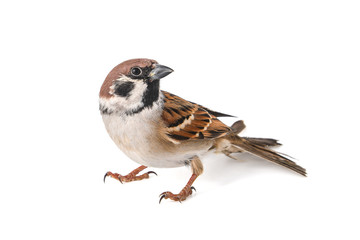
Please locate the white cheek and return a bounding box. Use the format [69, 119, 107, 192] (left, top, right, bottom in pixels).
[125, 81, 147, 108]
[100, 77, 148, 113]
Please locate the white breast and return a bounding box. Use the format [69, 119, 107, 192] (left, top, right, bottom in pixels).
[101, 106, 160, 164]
[100, 95, 213, 168]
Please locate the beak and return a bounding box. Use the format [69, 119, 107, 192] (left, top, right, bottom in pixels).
[149, 64, 173, 82]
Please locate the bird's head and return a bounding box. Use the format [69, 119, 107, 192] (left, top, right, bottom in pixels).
[99, 58, 173, 115]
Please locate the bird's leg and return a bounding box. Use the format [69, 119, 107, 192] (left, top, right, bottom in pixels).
[159, 173, 198, 203]
[159, 156, 203, 203]
[104, 165, 157, 183]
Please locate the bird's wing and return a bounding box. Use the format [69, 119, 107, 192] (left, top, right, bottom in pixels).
[161, 91, 231, 143]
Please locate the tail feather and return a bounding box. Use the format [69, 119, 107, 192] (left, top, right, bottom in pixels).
[243, 137, 282, 147]
[227, 135, 307, 176]
[229, 120, 281, 147]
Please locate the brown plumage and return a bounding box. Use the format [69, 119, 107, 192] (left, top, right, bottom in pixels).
[162, 91, 230, 141]
[226, 135, 306, 176]
[160, 91, 306, 176]
[100, 58, 307, 203]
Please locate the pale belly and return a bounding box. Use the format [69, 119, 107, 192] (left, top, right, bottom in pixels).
[102, 114, 212, 168]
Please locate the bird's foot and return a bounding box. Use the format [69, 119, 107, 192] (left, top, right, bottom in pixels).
[104, 165, 156, 183]
[159, 186, 196, 203]
[159, 174, 198, 203]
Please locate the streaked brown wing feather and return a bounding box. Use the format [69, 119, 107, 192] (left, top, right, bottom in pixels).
[161, 91, 231, 142]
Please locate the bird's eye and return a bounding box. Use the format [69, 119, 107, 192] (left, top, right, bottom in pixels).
[131, 67, 142, 76]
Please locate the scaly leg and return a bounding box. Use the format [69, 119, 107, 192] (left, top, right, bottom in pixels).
[104, 165, 157, 183]
[159, 156, 203, 203]
[159, 173, 198, 203]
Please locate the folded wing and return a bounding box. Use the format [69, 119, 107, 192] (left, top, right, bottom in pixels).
[161, 91, 231, 143]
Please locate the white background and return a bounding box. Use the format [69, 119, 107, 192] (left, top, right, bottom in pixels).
[1, 0, 359, 239]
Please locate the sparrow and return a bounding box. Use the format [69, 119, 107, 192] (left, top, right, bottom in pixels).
[100, 58, 306, 203]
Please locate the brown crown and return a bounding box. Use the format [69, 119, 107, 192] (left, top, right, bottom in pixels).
[99, 58, 158, 98]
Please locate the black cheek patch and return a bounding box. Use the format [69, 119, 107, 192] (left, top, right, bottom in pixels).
[114, 82, 135, 97]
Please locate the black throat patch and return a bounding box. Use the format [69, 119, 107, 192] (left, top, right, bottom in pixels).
[100, 79, 161, 116]
[128, 80, 160, 115]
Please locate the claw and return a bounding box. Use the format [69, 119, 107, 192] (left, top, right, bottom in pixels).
[159, 194, 166, 204]
[191, 186, 196, 192]
[159, 192, 167, 197]
[118, 176, 123, 184]
[103, 172, 109, 183]
[147, 171, 157, 176]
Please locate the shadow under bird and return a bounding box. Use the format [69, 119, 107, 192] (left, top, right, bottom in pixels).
[99, 58, 306, 203]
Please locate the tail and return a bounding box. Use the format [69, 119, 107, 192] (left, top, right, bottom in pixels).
[243, 137, 282, 148]
[227, 134, 306, 176]
[220, 120, 306, 176]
